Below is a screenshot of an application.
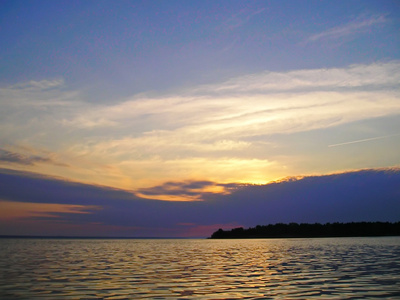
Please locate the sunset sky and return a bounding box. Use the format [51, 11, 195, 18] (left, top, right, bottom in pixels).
[1, 0, 399, 237]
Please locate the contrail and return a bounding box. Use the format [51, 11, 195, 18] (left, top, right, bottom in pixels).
[328, 133, 400, 148]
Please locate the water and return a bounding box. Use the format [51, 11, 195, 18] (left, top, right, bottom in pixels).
[0, 237, 399, 299]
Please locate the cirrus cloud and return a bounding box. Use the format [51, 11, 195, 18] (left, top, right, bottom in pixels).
[306, 14, 387, 43]
[1, 61, 399, 189]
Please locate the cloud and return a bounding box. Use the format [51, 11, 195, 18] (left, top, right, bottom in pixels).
[0, 79, 78, 108]
[67, 62, 400, 134]
[328, 133, 400, 148]
[10, 79, 66, 91]
[1, 167, 399, 237]
[62, 62, 400, 162]
[0, 148, 67, 167]
[306, 14, 387, 43]
[0, 78, 84, 147]
[1, 62, 399, 189]
[199, 62, 400, 96]
[137, 180, 230, 201]
[0, 149, 51, 165]
[0, 200, 100, 221]
[62, 62, 400, 188]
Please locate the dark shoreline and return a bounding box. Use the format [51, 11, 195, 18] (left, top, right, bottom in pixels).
[209, 221, 400, 239]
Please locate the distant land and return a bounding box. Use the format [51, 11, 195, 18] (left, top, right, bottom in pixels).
[210, 222, 400, 239]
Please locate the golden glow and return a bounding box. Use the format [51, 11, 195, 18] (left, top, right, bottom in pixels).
[1, 62, 399, 200]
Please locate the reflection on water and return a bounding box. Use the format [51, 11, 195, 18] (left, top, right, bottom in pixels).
[0, 237, 399, 299]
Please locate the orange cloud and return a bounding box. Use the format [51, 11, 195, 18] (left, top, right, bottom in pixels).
[136, 180, 232, 201]
[0, 200, 100, 221]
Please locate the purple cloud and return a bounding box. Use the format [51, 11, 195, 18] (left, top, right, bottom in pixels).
[0, 168, 399, 237]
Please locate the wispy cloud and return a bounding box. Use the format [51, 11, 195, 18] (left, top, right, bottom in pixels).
[0, 148, 68, 167]
[328, 133, 400, 148]
[0, 200, 100, 221]
[64, 62, 400, 165]
[306, 14, 387, 43]
[199, 61, 400, 94]
[10, 79, 66, 91]
[66, 62, 400, 134]
[0, 149, 51, 165]
[1, 62, 399, 189]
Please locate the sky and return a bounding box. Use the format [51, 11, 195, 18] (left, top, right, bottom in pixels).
[1, 0, 399, 237]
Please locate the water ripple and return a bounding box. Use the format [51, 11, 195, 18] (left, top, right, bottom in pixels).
[1, 237, 400, 299]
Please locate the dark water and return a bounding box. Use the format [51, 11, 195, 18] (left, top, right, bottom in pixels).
[1, 237, 399, 299]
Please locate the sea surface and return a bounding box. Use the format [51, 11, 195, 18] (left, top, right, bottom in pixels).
[0, 237, 399, 299]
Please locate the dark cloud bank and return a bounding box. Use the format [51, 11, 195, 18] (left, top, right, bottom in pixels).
[0, 168, 399, 237]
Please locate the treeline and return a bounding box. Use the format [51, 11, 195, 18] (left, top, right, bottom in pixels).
[210, 221, 400, 239]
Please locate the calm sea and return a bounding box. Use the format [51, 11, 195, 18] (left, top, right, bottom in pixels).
[0, 237, 399, 299]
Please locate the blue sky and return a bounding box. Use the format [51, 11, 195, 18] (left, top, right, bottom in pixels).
[2, 1, 399, 95]
[0, 0, 399, 236]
